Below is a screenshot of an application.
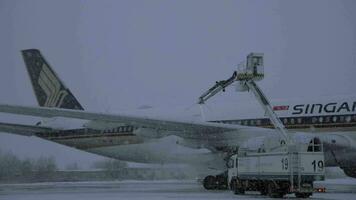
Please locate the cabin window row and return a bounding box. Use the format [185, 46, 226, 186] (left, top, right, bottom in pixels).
[102, 126, 135, 133]
[218, 115, 356, 126]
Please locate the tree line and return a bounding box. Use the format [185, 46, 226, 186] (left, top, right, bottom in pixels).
[0, 149, 57, 181]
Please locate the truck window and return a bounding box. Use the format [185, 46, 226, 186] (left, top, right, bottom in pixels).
[307, 137, 322, 152]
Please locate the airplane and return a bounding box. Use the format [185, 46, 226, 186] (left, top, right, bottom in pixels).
[0, 49, 355, 188]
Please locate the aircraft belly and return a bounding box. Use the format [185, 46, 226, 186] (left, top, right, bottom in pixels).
[36, 129, 225, 168]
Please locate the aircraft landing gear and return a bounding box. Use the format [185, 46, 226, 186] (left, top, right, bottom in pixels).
[203, 175, 216, 190]
[203, 173, 228, 190]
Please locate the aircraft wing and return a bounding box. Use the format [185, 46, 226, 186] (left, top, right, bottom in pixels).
[0, 104, 266, 139]
[0, 122, 54, 136]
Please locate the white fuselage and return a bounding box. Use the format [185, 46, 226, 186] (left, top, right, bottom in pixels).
[40, 95, 356, 171]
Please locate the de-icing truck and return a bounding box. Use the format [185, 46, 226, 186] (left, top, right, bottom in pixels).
[198, 53, 325, 198]
[227, 135, 325, 198]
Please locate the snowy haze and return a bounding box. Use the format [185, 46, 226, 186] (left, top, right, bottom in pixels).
[0, 0, 356, 168]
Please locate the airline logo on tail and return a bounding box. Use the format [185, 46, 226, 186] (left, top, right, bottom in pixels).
[38, 62, 68, 107]
[22, 49, 84, 110]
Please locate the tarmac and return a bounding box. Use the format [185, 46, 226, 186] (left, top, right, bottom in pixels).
[0, 179, 355, 200]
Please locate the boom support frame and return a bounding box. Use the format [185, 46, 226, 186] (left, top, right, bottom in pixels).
[197, 53, 292, 145]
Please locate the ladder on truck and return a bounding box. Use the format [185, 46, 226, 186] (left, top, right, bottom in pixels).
[197, 53, 302, 192]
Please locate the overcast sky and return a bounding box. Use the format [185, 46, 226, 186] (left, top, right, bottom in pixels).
[0, 0, 355, 168]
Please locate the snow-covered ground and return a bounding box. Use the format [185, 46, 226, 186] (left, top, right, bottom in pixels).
[315, 178, 356, 193]
[0, 179, 355, 200]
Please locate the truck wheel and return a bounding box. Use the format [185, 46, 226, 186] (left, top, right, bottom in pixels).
[267, 182, 274, 197]
[203, 175, 217, 190]
[295, 192, 312, 198]
[239, 188, 245, 194]
[234, 187, 245, 195]
[260, 181, 268, 195]
[216, 174, 227, 190]
[230, 179, 237, 191]
[267, 182, 283, 198]
[234, 179, 245, 195]
[260, 187, 268, 195]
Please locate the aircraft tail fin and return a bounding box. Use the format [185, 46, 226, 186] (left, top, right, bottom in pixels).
[21, 49, 84, 110]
